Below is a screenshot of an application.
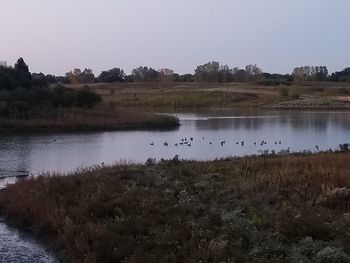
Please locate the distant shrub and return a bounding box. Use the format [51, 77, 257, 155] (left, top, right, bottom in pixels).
[279, 87, 289, 97]
[76, 86, 102, 108]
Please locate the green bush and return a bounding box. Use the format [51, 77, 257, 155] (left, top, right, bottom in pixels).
[76, 86, 102, 108]
[279, 87, 289, 97]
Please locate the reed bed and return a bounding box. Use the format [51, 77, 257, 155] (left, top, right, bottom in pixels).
[0, 107, 179, 132]
[0, 152, 349, 262]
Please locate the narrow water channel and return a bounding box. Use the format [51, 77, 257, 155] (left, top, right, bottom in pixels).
[0, 218, 56, 262]
[0, 177, 57, 262]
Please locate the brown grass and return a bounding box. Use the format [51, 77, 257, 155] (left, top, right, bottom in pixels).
[68, 82, 350, 110]
[0, 106, 179, 132]
[69, 82, 280, 109]
[0, 152, 350, 262]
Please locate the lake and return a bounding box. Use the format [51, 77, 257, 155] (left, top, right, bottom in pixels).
[1, 110, 350, 182]
[0, 109, 350, 261]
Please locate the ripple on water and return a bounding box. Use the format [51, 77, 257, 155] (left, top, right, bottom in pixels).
[0, 220, 56, 263]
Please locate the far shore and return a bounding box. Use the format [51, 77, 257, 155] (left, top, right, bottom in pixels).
[70, 81, 350, 110]
[2, 81, 350, 134]
[0, 107, 180, 134]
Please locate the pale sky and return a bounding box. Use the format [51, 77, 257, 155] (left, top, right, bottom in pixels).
[1, 0, 349, 76]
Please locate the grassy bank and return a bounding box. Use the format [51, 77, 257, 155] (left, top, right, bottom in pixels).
[69, 82, 350, 110]
[70, 82, 280, 109]
[0, 107, 179, 133]
[0, 153, 349, 262]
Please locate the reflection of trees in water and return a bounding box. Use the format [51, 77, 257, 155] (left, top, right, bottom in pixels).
[287, 112, 350, 131]
[0, 136, 32, 177]
[334, 114, 350, 130]
[195, 118, 265, 131]
[194, 111, 350, 132]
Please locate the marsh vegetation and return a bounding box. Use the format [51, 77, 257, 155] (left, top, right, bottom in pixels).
[0, 152, 349, 262]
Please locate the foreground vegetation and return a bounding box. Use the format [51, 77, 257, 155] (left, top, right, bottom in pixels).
[0, 152, 349, 262]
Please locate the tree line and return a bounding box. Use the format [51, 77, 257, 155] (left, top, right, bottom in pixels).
[2, 58, 350, 88]
[50, 62, 350, 85]
[0, 58, 102, 119]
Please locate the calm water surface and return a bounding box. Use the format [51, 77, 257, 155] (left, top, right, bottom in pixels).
[0, 218, 56, 263]
[1, 109, 350, 179]
[0, 109, 350, 262]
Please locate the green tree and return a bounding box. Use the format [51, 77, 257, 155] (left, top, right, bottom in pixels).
[76, 86, 102, 108]
[194, 61, 221, 82]
[314, 66, 328, 81]
[292, 66, 328, 81]
[131, 66, 159, 82]
[79, 68, 95, 83]
[14, 57, 29, 74]
[159, 68, 174, 82]
[245, 64, 263, 82]
[98, 68, 125, 83]
[330, 68, 350, 82]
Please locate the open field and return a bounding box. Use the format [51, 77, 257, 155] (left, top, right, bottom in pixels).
[68, 82, 350, 110]
[0, 152, 349, 262]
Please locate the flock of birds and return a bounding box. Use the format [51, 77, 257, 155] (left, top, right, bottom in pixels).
[149, 137, 326, 154]
[150, 137, 285, 148]
[148, 137, 329, 155]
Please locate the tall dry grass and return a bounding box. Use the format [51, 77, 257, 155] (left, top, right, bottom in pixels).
[0, 152, 349, 262]
[0, 106, 179, 132]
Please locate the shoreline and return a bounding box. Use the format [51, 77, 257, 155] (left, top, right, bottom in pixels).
[0, 110, 180, 134]
[0, 122, 180, 134]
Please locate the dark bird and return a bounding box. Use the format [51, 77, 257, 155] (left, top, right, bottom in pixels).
[164, 142, 168, 146]
[150, 142, 154, 146]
